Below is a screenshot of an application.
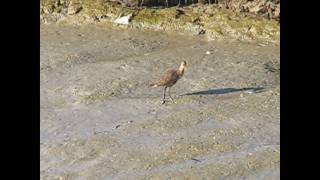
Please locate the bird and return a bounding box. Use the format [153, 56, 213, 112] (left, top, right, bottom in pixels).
[150, 61, 187, 104]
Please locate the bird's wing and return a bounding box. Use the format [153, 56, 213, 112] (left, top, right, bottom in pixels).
[156, 69, 177, 86]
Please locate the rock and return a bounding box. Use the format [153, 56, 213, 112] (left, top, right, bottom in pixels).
[273, 4, 280, 19]
[67, 1, 82, 15]
[258, 43, 266, 47]
[117, 0, 140, 7]
[198, 29, 206, 35]
[114, 13, 133, 25]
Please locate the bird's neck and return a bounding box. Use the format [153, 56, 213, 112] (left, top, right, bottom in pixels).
[177, 67, 185, 77]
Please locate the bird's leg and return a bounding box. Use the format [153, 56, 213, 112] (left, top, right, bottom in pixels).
[162, 87, 167, 104]
[168, 87, 175, 103]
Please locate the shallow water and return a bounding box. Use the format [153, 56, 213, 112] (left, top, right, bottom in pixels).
[40, 24, 280, 179]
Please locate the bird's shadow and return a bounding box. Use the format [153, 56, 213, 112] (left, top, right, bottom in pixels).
[180, 87, 265, 96]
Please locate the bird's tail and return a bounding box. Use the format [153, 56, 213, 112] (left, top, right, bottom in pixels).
[149, 82, 158, 87]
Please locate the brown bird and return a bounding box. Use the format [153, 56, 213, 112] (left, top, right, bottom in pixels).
[150, 61, 187, 104]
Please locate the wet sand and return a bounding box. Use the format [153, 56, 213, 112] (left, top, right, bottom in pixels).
[40, 24, 280, 179]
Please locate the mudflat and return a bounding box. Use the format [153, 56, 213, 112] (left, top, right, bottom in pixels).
[40, 24, 280, 179]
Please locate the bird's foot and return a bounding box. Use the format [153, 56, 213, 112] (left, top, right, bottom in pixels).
[161, 98, 175, 104]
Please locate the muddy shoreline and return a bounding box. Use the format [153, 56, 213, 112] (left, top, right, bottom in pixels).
[40, 23, 279, 179]
[41, 0, 279, 44]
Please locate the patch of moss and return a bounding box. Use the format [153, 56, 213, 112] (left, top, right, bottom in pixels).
[134, 8, 176, 25]
[200, 8, 279, 41]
